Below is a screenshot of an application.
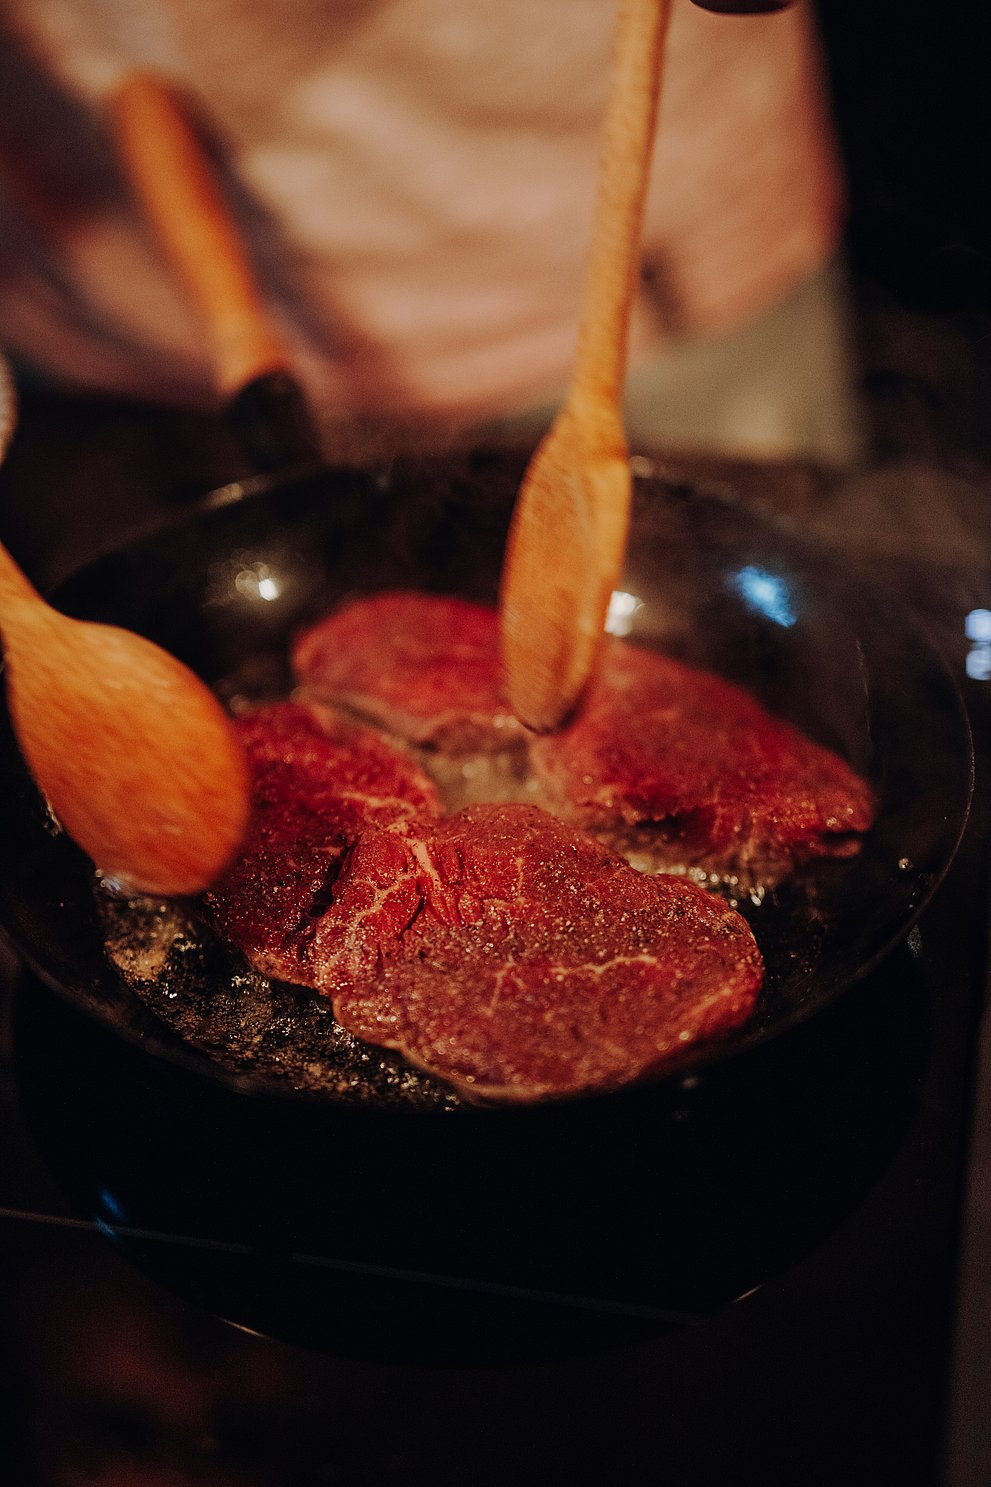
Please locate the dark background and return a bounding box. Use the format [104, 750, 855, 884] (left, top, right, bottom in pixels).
[821, 0, 991, 321]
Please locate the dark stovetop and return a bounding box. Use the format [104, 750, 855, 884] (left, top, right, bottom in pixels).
[0, 367, 988, 1486]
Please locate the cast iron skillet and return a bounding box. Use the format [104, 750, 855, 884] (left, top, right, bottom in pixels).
[0, 444, 975, 1359]
[0, 444, 973, 1101]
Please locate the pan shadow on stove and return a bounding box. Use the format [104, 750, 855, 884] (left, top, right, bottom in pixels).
[10, 934, 930, 1371]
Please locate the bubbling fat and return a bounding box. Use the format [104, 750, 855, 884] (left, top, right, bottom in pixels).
[96, 884, 461, 1108]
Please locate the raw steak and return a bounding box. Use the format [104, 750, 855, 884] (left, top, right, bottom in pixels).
[530, 640, 876, 885]
[292, 591, 527, 754]
[307, 803, 764, 1103]
[206, 702, 440, 984]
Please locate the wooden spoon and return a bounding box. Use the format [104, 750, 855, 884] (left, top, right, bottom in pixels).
[499, 0, 672, 731]
[109, 70, 291, 401]
[109, 71, 321, 471]
[0, 74, 274, 898]
[0, 544, 249, 897]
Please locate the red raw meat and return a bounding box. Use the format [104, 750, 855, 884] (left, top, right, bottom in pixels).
[293, 591, 874, 884]
[530, 641, 876, 884]
[292, 591, 526, 753]
[206, 702, 440, 984]
[307, 803, 764, 1103]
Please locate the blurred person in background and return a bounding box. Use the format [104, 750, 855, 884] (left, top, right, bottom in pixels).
[0, 0, 857, 465]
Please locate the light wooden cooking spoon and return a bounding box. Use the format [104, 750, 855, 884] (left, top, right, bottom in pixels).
[109, 70, 290, 402]
[499, 0, 672, 731]
[0, 544, 249, 897]
[109, 71, 322, 472]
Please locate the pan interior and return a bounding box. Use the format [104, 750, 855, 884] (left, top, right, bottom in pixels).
[0, 449, 973, 1107]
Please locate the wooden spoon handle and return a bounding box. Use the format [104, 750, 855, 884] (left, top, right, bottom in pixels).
[569, 0, 673, 415]
[109, 72, 290, 398]
[0, 540, 41, 617]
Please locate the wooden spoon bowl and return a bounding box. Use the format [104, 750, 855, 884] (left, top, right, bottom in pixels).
[0, 543, 248, 896]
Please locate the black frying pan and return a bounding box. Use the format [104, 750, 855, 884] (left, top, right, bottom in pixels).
[0, 447, 973, 1359]
[0, 446, 972, 1096]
